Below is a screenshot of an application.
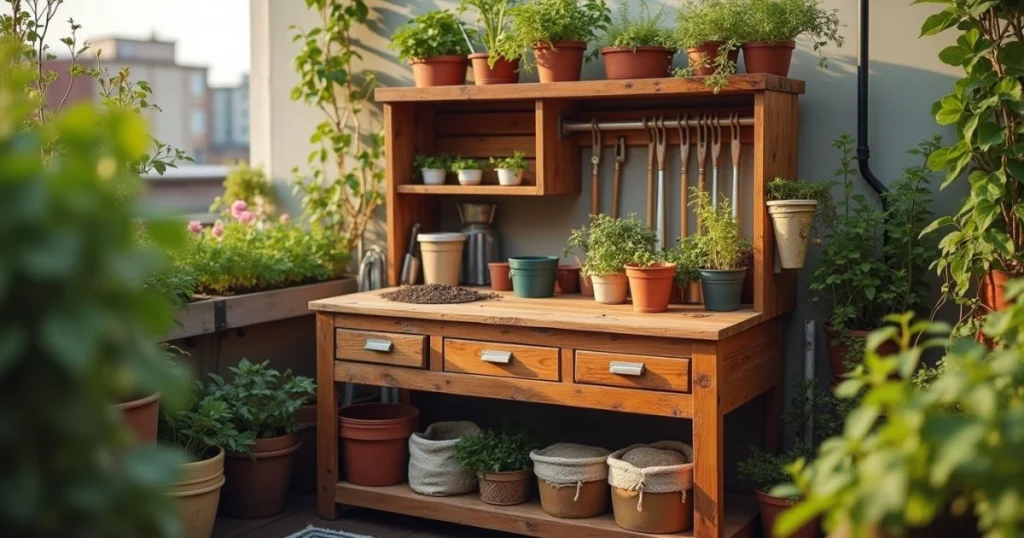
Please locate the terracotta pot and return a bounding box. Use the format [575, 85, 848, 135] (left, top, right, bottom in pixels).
[601, 46, 674, 79]
[686, 41, 739, 77]
[755, 489, 818, 538]
[489, 262, 513, 291]
[580, 274, 594, 297]
[418, 232, 466, 286]
[339, 403, 419, 487]
[555, 265, 580, 294]
[591, 273, 629, 304]
[625, 262, 677, 313]
[116, 392, 160, 445]
[538, 478, 608, 518]
[533, 40, 587, 83]
[222, 433, 300, 518]
[612, 486, 693, 533]
[290, 404, 318, 495]
[823, 325, 899, 387]
[742, 41, 796, 77]
[477, 469, 531, 506]
[684, 281, 703, 304]
[469, 53, 520, 85]
[669, 284, 684, 304]
[981, 269, 1010, 312]
[410, 55, 468, 87]
[767, 200, 818, 269]
[169, 447, 226, 538]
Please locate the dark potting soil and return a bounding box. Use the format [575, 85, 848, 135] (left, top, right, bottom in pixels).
[380, 284, 500, 304]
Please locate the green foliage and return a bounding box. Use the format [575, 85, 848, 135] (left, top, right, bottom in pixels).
[390, 10, 474, 63]
[415, 154, 452, 170]
[601, 0, 675, 50]
[206, 359, 316, 447]
[459, 0, 522, 65]
[160, 380, 256, 461]
[564, 214, 657, 277]
[449, 156, 483, 172]
[766, 177, 838, 236]
[456, 428, 536, 473]
[210, 161, 278, 217]
[490, 151, 529, 171]
[674, 0, 743, 49]
[739, 0, 843, 67]
[691, 188, 750, 270]
[503, 0, 612, 68]
[663, 236, 704, 286]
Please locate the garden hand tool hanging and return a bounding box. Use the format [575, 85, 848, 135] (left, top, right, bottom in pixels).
[676, 114, 691, 241]
[655, 116, 668, 250]
[612, 136, 626, 218]
[645, 118, 656, 228]
[711, 115, 723, 208]
[590, 119, 602, 216]
[730, 113, 742, 221]
[696, 115, 709, 232]
[399, 222, 421, 285]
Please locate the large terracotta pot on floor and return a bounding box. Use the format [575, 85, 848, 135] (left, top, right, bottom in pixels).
[222, 433, 300, 518]
[469, 53, 520, 84]
[824, 325, 899, 387]
[339, 403, 419, 487]
[116, 392, 160, 444]
[533, 40, 587, 82]
[601, 46, 674, 79]
[686, 41, 739, 76]
[290, 404, 318, 494]
[410, 55, 468, 87]
[755, 489, 818, 538]
[169, 448, 226, 538]
[742, 41, 796, 77]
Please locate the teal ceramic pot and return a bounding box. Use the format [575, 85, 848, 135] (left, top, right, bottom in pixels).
[698, 268, 747, 312]
[508, 256, 559, 299]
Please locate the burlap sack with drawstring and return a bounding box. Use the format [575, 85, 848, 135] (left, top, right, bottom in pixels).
[408, 421, 481, 496]
[530, 443, 610, 501]
[607, 441, 694, 511]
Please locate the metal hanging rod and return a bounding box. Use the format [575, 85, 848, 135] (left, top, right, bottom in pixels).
[561, 115, 754, 137]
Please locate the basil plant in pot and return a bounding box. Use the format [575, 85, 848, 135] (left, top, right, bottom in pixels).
[565, 214, 657, 305]
[691, 188, 751, 312]
[663, 235, 705, 304]
[391, 10, 475, 87]
[600, 0, 676, 80]
[739, 0, 843, 77]
[505, 0, 611, 82]
[765, 177, 836, 269]
[490, 150, 529, 186]
[459, 0, 523, 84]
[415, 154, 452, 185]
[456, 428, 537, 506]
[450, 156, 485, 186]
[675, 0, 743, 91]
[625, 249, 678, 314]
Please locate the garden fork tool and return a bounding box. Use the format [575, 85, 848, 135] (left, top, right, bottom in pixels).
[655, 116, 668, 250]
[612, 136, 627, 218]
[730, 113, 742, 221]
[645, 118, 656, 228]
[590, 119, 602, 216]
[676, 114, 692, 240]
[696, 115, 709, 232]
[711, 115, 723, 208]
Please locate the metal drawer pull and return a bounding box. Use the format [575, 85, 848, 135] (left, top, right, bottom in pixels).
[609, 361, 645, 376]
[480, 350, 513, 364]
[364, 338, 394, 353]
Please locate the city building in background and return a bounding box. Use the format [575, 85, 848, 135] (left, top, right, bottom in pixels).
[209, 73, 250, 164]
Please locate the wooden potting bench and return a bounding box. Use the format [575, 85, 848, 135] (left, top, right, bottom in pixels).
[310, 75, 802, 538]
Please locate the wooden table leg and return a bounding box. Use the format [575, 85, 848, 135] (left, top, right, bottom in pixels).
[316, 312, 339, 520]
[692, 342, 724, 538]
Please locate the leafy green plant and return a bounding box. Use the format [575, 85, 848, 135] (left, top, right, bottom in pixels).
[210, 161, 278, 218]
[459, 0, 522, 65]
[740, 0, 843, 67]
[160, 381, 256, 460]
[456, 428, 536, 473]
[490, 151, 529, 171]
[766, 177, 838, 235]
[391, 10, 474, 63]
[601, 0, 675, 50]
[502, 0, 612, 68]
[415, 154, 452, 170]
[564, 213, 657, 277]
[673, 0, 743, 92]
[450, 157, 483, 172]
[691, 188, 750, 270]
[663, 236, 705, 286]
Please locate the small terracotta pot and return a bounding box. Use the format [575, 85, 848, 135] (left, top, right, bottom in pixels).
[625, 262, 677, 313]
[555, 265, 581, 294]
[533, 40, 587, 83]
[469, 53, 520, 85]
[489, 262, 513, 291]
[410, 55, 468, 87]
[601, 46, 674, 79]
[290, 404, 318, 495]
[339, 403, 419, 487]
[222, 433, 300, 518]
[669, 284, 683, 304]
[686, 41, 739, 77]
[477, 469, 531, 506]
[755, 489, 819, 538]
[981, 269, 1010, 312]
[169, 447, 225, 538]
[823, 325, 900, 387]
[116, 392, 160, 445]
[742, 41, 796, 77]
[580, 274, 594, 297]
[591, 273, 629, 305]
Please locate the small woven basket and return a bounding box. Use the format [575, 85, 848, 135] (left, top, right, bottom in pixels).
[477, 470, 531, 506]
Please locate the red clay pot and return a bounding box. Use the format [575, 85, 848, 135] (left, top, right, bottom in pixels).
[601, 46, 674, 79]
[410, 55, 468, 87]
[625, 262, 677, 313]
[115, 392, 160, 445]
[742, 41, 796, 77]
[981, 269, 1010, 312]
[533, 40, 587, 83]
[555, 265, 581, 294]
[824, 325, 899, 387]
[755, 489, 819, 538]
[686, 41, 739, 77]
[580, 274, 594, 297]
[489, 262, 512, 291]
[222, 433, 300, 518]
[339, 403, 419, 487]
[469, 53, 520, 85]
[669, 284, 684, 304]
[290, 405, 318, 495]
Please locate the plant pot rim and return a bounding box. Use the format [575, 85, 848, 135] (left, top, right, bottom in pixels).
[418, 232, 466, 243]
[496, 167, 526, 171]
[420, 167, 445, 172]
[339, 402, 420, 422]
[468, 52, 519, 61]
[478, 469, 531, 481]
[698, 267, 746, 274]
[625, 262, 677, 270]
[558, 264, 580, 271]
[456, 168, 484, 173]
[743, 40, 796, 49]
[533, 40, 587, 50]
[228, 432, 300, 459]
[754, 488, 801, 506]
[766, 199, 818, 207]
[601, 45, 674, 54]
[688, 40, 727, 51]
[117, 392, 161, 410]
[410, 55, 470, 65]
[488, 261, 510, 267]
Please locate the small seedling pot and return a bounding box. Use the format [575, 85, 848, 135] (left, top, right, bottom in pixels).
[488, 262, 513, 291]
[168, 447, 225, 538]
[755, 489, 819, 538]
[339, 403, 419, 487]
[698, 268, 746, 312]
[625, 262, 677, 313]
[418, 233, 466, 286]
[457, 169, 483, 185]
[533, 40, 587, 82]
[469, 53, 520, 85]
[555, 265, 580, 294]
[591, 273, 629, 305]
[601, 46, 674, 80]
[410, 55, 468, 87]
[509, 256, 559, 298]
[767, 199, 817, 269]
[685, 41, 739, 77]
[477, 469, 531, 506]
[421, 168, 447, 185]
[497, 168, 524, 186]
[742, 40, 796, 77]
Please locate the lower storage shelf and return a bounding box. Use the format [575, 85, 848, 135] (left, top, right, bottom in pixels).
[334, 481, 758, 538]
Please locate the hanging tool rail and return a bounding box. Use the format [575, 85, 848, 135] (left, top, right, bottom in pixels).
[561, 115, 755, 134]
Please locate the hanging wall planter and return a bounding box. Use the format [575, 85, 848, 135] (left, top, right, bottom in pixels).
[509, 256, 559, 298]
[608, 441, 695, 534]
[591, 273, 629, 304]
[116, 392, 160, 445]
[686, 41, 738, 77]
[601, 46, 674, 79]
[698, 268, 746, 312]
[169, 448, 226, 538]
[222, 434, 301, 518]
[409, 421, 482, 497]
[340, 403, 420, 487]
[531, 443, 610, 519]
[767, 200, 818, 269]
[470, 54, 521, 85]
[742, 41, 796, 77]
[625, 262, 677, 313]
[534, 41, 587, 82]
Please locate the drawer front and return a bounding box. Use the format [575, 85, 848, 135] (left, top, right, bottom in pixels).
[335, 328, 426, 368]
[574, 350, 691, 393]
[443, 339, 560, 381]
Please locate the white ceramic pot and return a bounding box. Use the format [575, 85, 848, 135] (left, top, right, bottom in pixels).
[457, 169, 484, 185]
[421, 168, 447, 185]
[497, 169, 524, 186]
[767, 200, 818, 269]
[591, 273, 628, 305]
[418, 232, 467, 286]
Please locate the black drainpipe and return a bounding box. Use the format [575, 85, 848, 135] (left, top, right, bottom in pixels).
[857, 0, 888, 198]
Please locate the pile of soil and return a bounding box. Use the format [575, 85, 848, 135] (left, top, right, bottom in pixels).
[380, 284, 500, 304]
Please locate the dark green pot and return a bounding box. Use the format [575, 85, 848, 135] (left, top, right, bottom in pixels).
[508, 256, 559, 299]
[698, 268, 746, 312]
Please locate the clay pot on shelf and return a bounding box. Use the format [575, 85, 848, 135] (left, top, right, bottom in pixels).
[509, 256, 559, 299]
[488, 262, 513, 291]
[410, 55, 468, 87]
[531, 443, 610, 519]
[418, 232, 466, 286]
[742, 41, 796, 77]
[290, 404, 318, 495]
[421, 168, 447, 186]
[457, 169, 484, 186]
[115, 392, 160, 444]
[477, 469, 532, 506]
[698, 268, 746, 312]
[608, 441, 694, 533]
[169, 447, 226, 538]
[824, 325, 900, 387]
[469, 53, 520, 85]
[580, 274, 595, 297]
[686, 41, 739, 77]
[625, 262, 677, 313]
[496, 168, 524, 186]
[222, 433, 300, 518]
[755, 489, 819, 538]
[533, 40, 587, 83]
[591, 273, 629, 304]
[339, 403, 419, 487]
[601, 46, 674, 80]
[767, 200, 818, 269]
[555, 265, 580, 294]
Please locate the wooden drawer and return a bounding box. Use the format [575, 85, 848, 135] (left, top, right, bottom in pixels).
[443, 339, 560, 381]
[574, 350, 691, 393]
[335, 328, 426, 368]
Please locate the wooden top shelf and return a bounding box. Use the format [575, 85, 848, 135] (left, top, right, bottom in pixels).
[395, 184, 543, 195]
[310, 288, 763, 341]
[375, 74, 805, 103]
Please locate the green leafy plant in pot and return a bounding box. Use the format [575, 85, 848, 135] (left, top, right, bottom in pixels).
[565, 213, 657, 305]
[600, 0, 676, 80]
[765, 177, 836, 269]
[456, 428, 536, 506]
[663, 236, 704, 304]
[738, 0, 843, 77]
[625, 249, 677, 314]
[505, 0, 612, 82]
[391, 10, 475, 87]
[691, 188, 751, 311]
[415, 154, 452, 186]
[674, 0, 744, 92]
[490, 150, 529, 186]
[450, 156, 485, 186]
[459, 0, 523, 84]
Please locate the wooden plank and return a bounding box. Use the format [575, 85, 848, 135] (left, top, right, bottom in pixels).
[719, 320, 781, 414]
[692, 341, 723, 538]
[443, 338, 560, 381]
[536, 98, 580, 195]
[334, 361, 693, 418]
[375, 75, 806, 103]
[316, 312, 338, 519]
[435, 111, 534, 136]
[435, 134, 536, 158]
[575, 350, 691, 393]
[334, 328, 426, 369]
[168, 298, 215, 340]
[396, 184, 540, 195]
[428, 335, 443, 372]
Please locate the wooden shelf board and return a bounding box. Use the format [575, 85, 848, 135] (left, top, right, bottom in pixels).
[375, 75, 804, 103]
[396, 184, 541, 195]
[335, 482, 758, 538]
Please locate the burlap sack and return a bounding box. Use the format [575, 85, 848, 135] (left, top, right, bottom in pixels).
[530, 443, 609, 501]
[607, 441, 694, 511]
[408, 421, 481, 496]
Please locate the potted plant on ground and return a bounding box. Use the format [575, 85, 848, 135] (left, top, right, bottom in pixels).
[674, 0, 743, 91]
[600, 0, 676, 80]
[739, 0, 843, 77]
[506, 0, 612, 82]
[391, 10, 475, 87]
[765, 177, 836, 269]
[459, 0, 523, 84]
[565, 214, 657, 305]
[450, 156, 485, 185]
[415, 154, 452, 185]
[490, 151, 529, 186]
[208, 359, 315, 519]
[691, 188, 751, 311]
[456, 428, 536, 506]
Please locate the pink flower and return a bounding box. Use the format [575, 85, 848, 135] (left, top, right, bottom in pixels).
[279, 213, 291, 224]
[212, 221, 225, 239]
[230, 200, 248, 218]
[238, 210, 255, 224]
[186, 220, 203, 234]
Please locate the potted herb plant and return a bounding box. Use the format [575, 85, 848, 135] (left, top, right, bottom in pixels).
[625, 249, 677, 313]
[208, 359, 316, 519]
[506, 0, 612, 82]
[691, 188, 750, 312]
[600, 0, 676, 80]
[456, 428, 536, 506]
[663, 236, 704, 304]
[740, 0, 843, 77]
[450, 156, 485, 185]
[565, 214, 657, 305]
[459, 0, 522, 84]
[415, 154, 452, 185]
[391, 10, 474, 87]
[675, 0, 742, 84]
[490, 151, 529, 186]
[765, 177, 836, 269]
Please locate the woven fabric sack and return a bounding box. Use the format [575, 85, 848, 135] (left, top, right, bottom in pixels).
[531, 443, 609, 490]
[607, 441, 694, 511]
[408, 421, 481, 496]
